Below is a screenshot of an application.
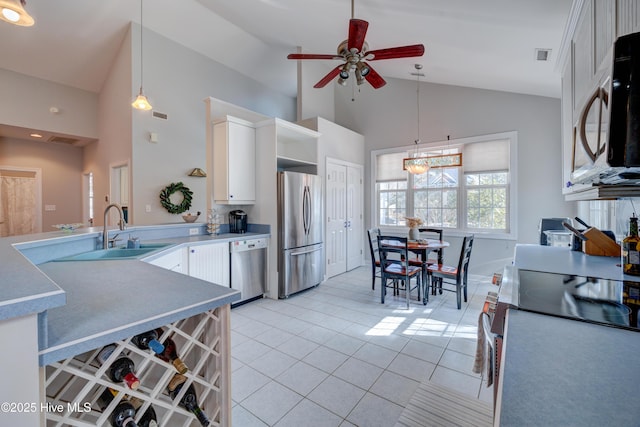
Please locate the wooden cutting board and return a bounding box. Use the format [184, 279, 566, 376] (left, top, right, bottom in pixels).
[582, 227, 621, 257]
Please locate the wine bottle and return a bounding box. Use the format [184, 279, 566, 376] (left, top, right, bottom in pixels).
[97, 345, 140, 390]
[128, 395, 158, 427]
[97, 388, 139, 427]
[132, 330, 165, 355]
[167, 374, 210, 427]
[623, 215, 640, 275]
[155, 328, 188, 374]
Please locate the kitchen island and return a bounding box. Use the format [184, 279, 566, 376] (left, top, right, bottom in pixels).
[495, 244, 640, 426]
[0, 224, 267, 426]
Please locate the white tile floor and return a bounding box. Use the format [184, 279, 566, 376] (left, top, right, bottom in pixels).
[230, 267, 495, 426]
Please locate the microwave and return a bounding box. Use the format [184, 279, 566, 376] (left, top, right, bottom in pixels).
[571, 31, 640, 185]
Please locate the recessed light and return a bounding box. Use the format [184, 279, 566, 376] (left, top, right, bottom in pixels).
[30, 133, 43, 138]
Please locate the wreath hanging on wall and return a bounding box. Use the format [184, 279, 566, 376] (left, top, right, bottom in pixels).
[159, 182, 193, 214]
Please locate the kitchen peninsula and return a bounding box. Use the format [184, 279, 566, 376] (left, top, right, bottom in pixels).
[495, 244, 640, 426]
[0, 223, 266, 426]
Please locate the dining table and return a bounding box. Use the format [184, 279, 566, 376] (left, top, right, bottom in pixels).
[380, 238, 450, 304]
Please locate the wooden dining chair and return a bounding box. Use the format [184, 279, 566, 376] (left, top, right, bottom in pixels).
[408, 227, 444, 269]
[428, 234, 474, 309]
[377, 235, 422, 309]
[367, 228, 381, 290]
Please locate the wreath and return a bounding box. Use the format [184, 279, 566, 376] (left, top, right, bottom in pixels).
[159, 182, 193, 214]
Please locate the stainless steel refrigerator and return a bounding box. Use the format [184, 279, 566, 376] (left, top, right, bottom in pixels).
[278, 171, 324, 298]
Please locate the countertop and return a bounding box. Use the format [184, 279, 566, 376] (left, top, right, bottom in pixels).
[0, 224, 269, 365]
[498, 310, 640, 426]
[513, 244, 635, 280]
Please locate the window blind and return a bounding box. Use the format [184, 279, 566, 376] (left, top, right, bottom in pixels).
[376, 151, 408, 182]
[463, 139, 509, 172]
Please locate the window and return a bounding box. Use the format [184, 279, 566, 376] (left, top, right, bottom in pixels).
[373, 132, 516, 238]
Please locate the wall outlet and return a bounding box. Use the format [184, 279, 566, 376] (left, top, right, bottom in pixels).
[145, 204, 151, 213]
[44, 205, 56, 211]
[189, 228, 199, 236]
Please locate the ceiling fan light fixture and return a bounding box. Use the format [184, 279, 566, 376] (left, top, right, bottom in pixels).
[0, 0, 34, 26]
[356, 62, 369, 77]
[337, 77, 348, 86]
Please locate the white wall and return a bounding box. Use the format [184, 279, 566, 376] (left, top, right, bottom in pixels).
[0, 138, 84, 229]
[334, 78, 576, 274]
[129, 23, 296, 225]
[0, 68, 98, 139]
[298, 62, 336, 122]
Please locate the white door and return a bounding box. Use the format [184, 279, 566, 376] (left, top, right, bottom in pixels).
[326, 160, 363, 278]
[326, 162, 347, 277]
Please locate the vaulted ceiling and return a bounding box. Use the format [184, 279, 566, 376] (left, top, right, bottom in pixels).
[0, 0, 572, 99]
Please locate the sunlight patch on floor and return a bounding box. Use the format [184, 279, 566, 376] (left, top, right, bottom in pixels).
[366, 316, 407, 336]
[402, 318, 457, 337]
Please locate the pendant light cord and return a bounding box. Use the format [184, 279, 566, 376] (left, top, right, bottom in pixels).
[140, 0, 144, 89]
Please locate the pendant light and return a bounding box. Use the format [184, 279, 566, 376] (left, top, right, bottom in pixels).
[132, 0, 152, 111]
[403, 64, 429, 174]
[0, 0, 34, 26]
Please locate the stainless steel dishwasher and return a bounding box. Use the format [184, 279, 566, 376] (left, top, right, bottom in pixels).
[230, 238, 268, 306]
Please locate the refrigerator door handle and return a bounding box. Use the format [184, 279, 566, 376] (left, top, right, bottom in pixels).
[291, 246, 323, 256]
[303, 185, 310, 236]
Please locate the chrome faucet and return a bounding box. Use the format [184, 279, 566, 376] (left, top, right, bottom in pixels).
[103, 203, 126, 249]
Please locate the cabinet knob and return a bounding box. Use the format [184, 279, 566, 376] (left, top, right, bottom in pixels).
[229, 194, 234, 198]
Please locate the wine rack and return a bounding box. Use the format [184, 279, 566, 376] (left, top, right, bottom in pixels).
[44, 306, 231, 427]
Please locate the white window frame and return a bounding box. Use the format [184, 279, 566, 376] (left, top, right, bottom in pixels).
[371, 131, 518, 240]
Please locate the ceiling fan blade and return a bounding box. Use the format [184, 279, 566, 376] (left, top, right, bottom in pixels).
[364, 65, 386, 89]
[288, 53, 342, 60]
[367, 44, 425, 61]
[314, 65, 343, 88]
[348, 19, 369, 52]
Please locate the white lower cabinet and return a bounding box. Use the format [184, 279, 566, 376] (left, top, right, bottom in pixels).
[187, 243, 230, 287]
[148, 248, 186, 273]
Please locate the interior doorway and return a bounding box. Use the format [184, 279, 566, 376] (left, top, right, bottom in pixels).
[0, 166, 42, 237]
[109, 161, 130, 225]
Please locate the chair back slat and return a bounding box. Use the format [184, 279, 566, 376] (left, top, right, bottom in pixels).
[457, 234, 474, 276]
[367, 228, 381, 263]
[377, 235, 409, 269]
[418, 227, 444, 263]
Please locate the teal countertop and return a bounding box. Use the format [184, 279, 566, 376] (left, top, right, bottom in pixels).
[0, 224, 269, 365]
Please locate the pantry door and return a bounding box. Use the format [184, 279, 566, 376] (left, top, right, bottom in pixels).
[325, 159, 363, 278]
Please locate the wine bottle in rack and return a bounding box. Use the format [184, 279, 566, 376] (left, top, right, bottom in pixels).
[97, 388, 139, 427]
[97, 345, 141, 390]
[132, 330, 165, 355]
[154, 328, 189, 374]
[167, 374, 210, 427]
[128, 396, 158, 427]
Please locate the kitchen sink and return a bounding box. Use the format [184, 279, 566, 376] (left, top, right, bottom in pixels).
[54, 243, 173, 261]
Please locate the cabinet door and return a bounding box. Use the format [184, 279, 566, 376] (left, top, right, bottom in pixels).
[148, 248, 185, 273]
[573, 0, 594, 119]
[188, 243, 230, 287]
[213, 118, 256, 204]
[594, 0, 615, 71]
[618, 0, 640, 37]
[228, 121, 256, 202]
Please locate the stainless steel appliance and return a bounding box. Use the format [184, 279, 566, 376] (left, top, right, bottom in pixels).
[230, 238, 267, 306]
[277, 171, 324, 298]
[229, 210, 247, 233]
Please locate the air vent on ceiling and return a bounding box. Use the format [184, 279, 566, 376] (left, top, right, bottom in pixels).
[152, 111, 168, 120]
[47, 136, 79, 145]
[535, 48, 552, 61]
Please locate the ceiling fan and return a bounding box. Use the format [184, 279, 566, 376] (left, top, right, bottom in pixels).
[287, 0, 425, 89]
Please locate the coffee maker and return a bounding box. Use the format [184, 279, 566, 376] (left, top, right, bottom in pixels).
[229, 210, 247, 233]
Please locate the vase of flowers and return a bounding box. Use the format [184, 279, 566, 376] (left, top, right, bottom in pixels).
[405, 217, 423, 240]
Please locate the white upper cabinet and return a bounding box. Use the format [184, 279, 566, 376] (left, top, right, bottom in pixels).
[212, 116, 256, 205]
[618, 0, 640, 37]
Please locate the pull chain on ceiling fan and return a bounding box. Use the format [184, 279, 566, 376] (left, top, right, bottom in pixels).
[287, 0, 425, 89]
